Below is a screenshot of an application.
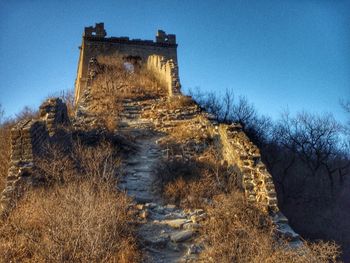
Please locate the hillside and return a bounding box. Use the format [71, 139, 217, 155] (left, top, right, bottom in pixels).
[0, 24, 342, 262]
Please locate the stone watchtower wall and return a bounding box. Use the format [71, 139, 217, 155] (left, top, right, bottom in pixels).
[147, 55, 180, 97]
[75, 23, 180, 104]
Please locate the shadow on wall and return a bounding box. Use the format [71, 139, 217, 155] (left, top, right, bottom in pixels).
[0, 98, 71, 218]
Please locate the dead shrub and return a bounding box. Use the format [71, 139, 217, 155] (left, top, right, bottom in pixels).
[156, 153, 232, 208]
[35, 143, 76, 184]
[0, 180, 139, 263]
[36, 141, 121, 186]
[200, 192, 341, 263]
[0, 141, 140, 262]
[71, 141, 121, 182]
[163, 174, 218, 208]
[156, 142, 238, 207]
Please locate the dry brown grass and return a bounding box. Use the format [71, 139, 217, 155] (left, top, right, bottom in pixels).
[157, 146, 235, 208]
[96, 54, 167, 99]
[166, 95, 195, 110]
[200, 192, 341, 263]
[157, 159, 210, 207]
[0, 180, 139, 263]
[164, 119, 211, 144]
[86, 54, 167, 131]
[0, 142, 141, 263]
[0, 123, 11, 192]
[156, 140, 341, 262]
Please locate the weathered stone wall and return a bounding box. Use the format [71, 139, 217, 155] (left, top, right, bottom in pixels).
[75, 23, 179, 104]
[0, 98, 70, 218]
[115, 94, 301, 245]
[217, 124, 278, 212]
[39, 98, 70, 136]
[147, 55, 180, 97]
[215, 123, 301, 243]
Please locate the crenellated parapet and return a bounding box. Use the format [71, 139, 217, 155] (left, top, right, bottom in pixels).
[84, 23, 107, 38]
[75, 23, 179, 104]
[156, 30, 176, 45]
[147, 55, 181, 97]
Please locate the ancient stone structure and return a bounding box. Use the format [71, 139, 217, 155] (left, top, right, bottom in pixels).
[75, 23, 180, 104]
[73, 22, 293, 225]
[147, 55, 180, 97]
[1, 24, 301, 252]
[0, 98, 70, 218]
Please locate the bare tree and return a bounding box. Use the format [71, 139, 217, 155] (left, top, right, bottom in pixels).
[220, 89, 234, 123]
[340, 99, 350, 115]
[231, 96, 256, 128]
[340, 99, 350, 136]
[275, 111, 346, 191]
[189, 88, 226, 122]
[15, 106, 38, 121]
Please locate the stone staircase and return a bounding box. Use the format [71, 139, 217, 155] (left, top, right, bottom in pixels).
[117, 100, 205, 262]
[117, 99, 155, 135]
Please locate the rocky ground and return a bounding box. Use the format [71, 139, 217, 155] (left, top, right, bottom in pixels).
[117, 100, 206, 263]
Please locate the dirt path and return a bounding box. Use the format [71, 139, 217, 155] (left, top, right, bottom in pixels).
[119, 133, 203, 263]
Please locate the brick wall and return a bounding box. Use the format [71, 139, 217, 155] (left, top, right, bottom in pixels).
[0, 98, 70, 218]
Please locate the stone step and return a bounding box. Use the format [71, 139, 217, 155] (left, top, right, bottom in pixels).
[159, 219, 189, 228]
[170, 230, 194, 243]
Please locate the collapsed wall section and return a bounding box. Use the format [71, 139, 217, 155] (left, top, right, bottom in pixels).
[39, 98, 70, 136]
[0, 98, 70, 218]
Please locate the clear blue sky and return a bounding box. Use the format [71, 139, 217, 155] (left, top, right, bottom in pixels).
[0, 0, 349, 123]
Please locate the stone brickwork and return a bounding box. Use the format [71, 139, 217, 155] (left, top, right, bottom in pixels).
[75, 23, 179, 104]
[0, 25, 301, 247]
[217, 124, 278, 211]
[39, 98, 70, 136]
[0, 98, 70, 218]
[215, 123, 301, 243]
[147, 55, 180, 97]
[113, 94, 301, 245]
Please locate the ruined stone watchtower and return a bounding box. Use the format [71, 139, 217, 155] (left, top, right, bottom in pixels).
[75, 23, 180, 104]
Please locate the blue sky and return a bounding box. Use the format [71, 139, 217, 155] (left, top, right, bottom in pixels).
[0, 0, 349, 123]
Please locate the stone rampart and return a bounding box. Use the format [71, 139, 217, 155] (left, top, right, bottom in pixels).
[216, 123, 301, 243]
[0, 98, 70, 218]
[217, 124, 278, 211]
[39, 98, 70, 136]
